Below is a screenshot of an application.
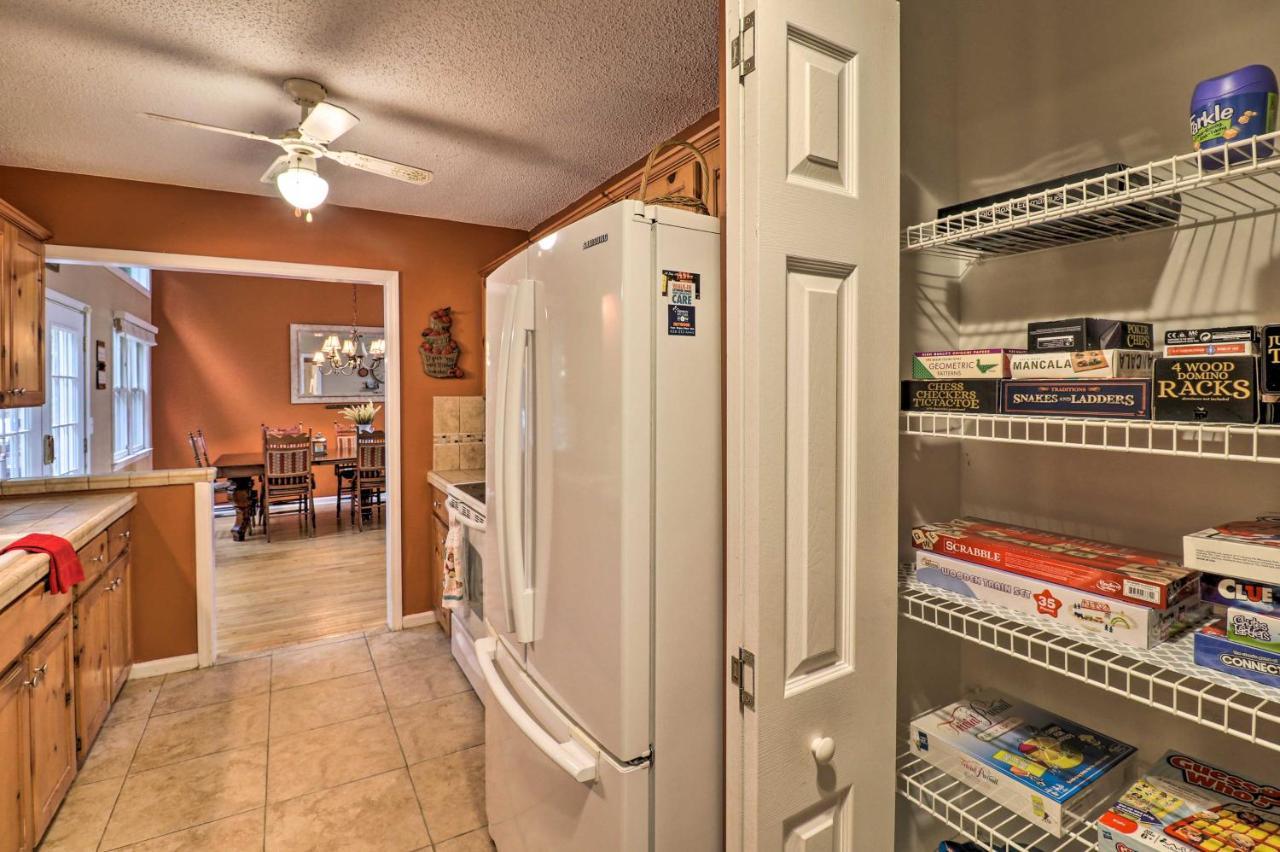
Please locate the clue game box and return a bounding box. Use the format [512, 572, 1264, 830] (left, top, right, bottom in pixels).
[1097, 751, 1280, 852]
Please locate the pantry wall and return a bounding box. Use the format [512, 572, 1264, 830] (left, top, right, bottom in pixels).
[898, 0, 1280, 846]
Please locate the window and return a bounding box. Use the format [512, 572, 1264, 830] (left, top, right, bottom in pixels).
[0, 408, 37, 479]
[113, 312, 155, 466]
[111, 265, 152, 296]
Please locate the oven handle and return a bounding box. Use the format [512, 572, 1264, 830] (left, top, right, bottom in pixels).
[476, 637, 597, 783]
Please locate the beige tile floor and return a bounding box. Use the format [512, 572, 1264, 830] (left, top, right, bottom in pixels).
[39, 625, 491, 852]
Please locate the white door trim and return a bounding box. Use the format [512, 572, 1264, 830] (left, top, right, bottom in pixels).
[46, 245, 405, 666]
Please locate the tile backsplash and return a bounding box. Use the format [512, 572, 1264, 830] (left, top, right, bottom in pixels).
[433, 395, 484, 471]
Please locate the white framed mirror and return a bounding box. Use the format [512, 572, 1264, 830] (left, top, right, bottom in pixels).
[290, 323, 387, 403]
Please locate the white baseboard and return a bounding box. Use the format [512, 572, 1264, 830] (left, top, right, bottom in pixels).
[401, 611, 437, 629]
[129, 653, 200, 680]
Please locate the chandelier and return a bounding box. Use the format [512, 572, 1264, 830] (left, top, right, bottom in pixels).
[313, 283, 386, 387]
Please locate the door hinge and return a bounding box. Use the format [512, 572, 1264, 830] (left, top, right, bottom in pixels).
[730, 647, 755, 711]
[65, 689, 72, 706]
[730, 12, 756, 82]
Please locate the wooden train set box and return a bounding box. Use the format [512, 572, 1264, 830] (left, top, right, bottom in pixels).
[1002, 379, 1151, 419]
[1027, 318, 1153, 352]
[901, 380, 1001, 413]
[1153, 355, 1258, 424]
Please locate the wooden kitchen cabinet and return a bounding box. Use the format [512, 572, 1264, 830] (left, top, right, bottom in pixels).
[431, 512, 451, 636]
[0, 664, 31, 852]
[0, 199, 50, 410]
[25, 615, 74, 843]
[105, 556, 132, 698]
[72, 577, 111, 765]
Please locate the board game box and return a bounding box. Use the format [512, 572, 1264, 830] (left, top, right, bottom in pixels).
[1226, 607, 1280, 653]
[1201, 572, 1280, 614]
[1165, 342, 1256, 357]
[1028, 318, 1154, 352]
[1097, 751, 1280, 852]
[1194, 620, 1280, 687]
[912, 517, 1198, 609]
[1165, 326, 1258, 347]
[914, 551, 1203, 649]
[912, 349, 1023, 380]
[1185, 519, 1280, 586]
[1263, 324, 1280, 394]
[1009, 349, 1156, 379]
[1002, 379, 1152, 419]
[901, 380, 1002, 413]
[1154, 356, 1259, 424]
[910, 691, 1136, 837]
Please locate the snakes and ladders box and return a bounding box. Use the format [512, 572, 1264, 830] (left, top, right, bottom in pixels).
[1225, 607, 1280, 653]
[1009, 349, 1157, 379]
[912, 517, 1199, 609]
[901, 380, 1002, 413]
[1002, 379, 1152, 419]
[1153, 356, 1259, 424]
[1097, 751, 1280, 852]
[1185, 519, 1280, 586]
[910, 691, 1135, 837]
[1194, 620, 1280, 688]
[912, 348, 1023, 380]
[1028, 318, 1154, 352]
[1200, 572, 1280, 615]
[915, 551, 1202, 649]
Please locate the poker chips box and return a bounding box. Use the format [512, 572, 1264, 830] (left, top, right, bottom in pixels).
[1097, 751, 1280, 852]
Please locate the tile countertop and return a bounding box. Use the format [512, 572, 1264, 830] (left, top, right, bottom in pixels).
[427, 469, 484, 492]
[0, 491, 137, 611]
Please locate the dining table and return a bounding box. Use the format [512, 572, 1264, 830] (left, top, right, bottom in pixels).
[213, 451, 355, 541]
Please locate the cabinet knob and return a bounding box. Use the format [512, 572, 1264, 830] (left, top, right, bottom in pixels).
[23, 664, 47, 689]
[810, 736, 836, 765]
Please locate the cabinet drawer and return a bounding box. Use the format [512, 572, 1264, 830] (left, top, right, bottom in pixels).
[76, 531, 109, 589]
[0, 582, 68, 675]
[431, 486, 449, 524]
[106, 513, 131, 564]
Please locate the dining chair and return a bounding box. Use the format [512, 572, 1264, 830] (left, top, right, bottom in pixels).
[354, 429, 387, 532]
[260, 430, 316, 542]
[188, 428, 237, 517]
[333, 421, 358, 525]
[261, 422, 305, 435]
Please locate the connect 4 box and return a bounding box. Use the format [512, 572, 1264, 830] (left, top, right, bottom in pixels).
[910, 691, 1135, 837]
[914, 551, 1202, 648]
[1097, 751, 1280, 852]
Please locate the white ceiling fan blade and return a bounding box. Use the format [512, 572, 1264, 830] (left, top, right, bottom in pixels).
[259, 154, 291, 184]
[143, 113, 278, 144]
[325, 150, 433, 184]
[299, 102, 359, 144]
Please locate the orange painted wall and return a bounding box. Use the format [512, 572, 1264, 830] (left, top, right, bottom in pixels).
[0, 166, 525, 616]
[151, 272, 385, 499]
[116, 484, 199, 662]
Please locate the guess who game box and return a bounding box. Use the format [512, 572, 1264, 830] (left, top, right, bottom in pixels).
[910, 691, 1136, 837]
[1097, 751, 1280, 852]
[912, 518, 1199, 609]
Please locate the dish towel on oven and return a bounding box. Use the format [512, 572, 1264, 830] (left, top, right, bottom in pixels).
[1, 533, 86, 594]
[442, 516, 465, 608]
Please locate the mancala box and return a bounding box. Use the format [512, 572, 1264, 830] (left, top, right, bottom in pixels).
[912, 348, 1023, 380]
[1002, 379, 1151, 419]
[1009, 349, 1156, 380]
[1153, 355, 1258, 424]
[901, 380, 1001, 414]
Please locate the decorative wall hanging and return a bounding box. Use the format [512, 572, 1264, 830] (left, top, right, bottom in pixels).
[95, 341, 108, 389]
[420, 307, 462, 378]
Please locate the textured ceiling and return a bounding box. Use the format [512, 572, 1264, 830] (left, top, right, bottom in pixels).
[0, 0, 718, 229]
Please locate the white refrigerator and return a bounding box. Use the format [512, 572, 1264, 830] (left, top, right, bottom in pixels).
[479, 200, 722, 851]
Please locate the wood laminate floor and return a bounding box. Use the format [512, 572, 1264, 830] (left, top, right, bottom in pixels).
[214, 505, 387, 657]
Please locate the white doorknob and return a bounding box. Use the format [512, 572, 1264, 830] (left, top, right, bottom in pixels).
[810, 736, 836, 764]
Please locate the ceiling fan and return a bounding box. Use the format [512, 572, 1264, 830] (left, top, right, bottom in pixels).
[145, 78, 432, 220]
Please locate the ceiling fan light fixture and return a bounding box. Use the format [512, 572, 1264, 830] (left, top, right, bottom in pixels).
[275, 154, 329, 211]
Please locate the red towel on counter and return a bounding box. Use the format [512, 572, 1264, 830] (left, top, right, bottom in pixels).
[0, 534, 86, 594]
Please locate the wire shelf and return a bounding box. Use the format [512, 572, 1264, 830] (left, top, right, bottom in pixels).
[898, 750, 1101, 851]
[902, 131, 1280, 260]
[899, 567, 1280, 754]
[902, 411, 1280, 464]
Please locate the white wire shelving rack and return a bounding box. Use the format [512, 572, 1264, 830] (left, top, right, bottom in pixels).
[902, 131, 1280, 260]
[899, 567, 1280, 754]
[897, 750, 1101, 852]
[902, 411, 1280, 463]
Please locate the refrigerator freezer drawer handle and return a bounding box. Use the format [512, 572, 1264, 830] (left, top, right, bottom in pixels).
[476, 637, 598, 784]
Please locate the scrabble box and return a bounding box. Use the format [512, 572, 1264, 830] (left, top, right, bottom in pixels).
[1097, 751, 1280, 852]
[914, 551, 1203, 649]
[1185, 519, 1280, 586]
[912, 348, 1023, 380]
[1200, 571, 1280, 615]
[1226, 607, 1280, 653]
[1193, 620, 1280, 688]
[912, 517, 1199, 609]
[1008, 349, 1156, 379]
[910, 691, 1135, 837]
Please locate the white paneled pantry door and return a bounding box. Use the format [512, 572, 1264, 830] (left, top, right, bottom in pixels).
[724, 0, 900, 848]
